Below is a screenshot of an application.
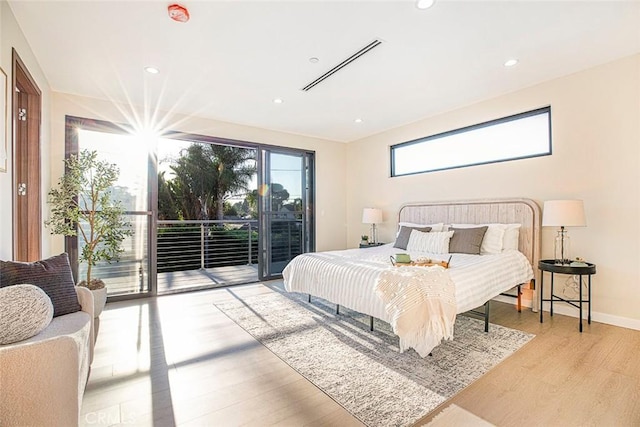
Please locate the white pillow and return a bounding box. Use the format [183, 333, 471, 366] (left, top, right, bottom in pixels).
[398, 222, 445, 233]
[451, 223, 506, 254]
[0, 284, 54, 345]
[502, 224, 521, 251]
[406, 230, 454, 254]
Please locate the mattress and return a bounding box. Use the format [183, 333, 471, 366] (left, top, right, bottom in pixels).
[282, 243, 534, 323]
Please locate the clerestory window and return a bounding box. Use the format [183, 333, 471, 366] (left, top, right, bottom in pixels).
[390, 106, 552, 177]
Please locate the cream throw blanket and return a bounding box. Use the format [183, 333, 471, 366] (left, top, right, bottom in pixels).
[375, 266, 457, 357]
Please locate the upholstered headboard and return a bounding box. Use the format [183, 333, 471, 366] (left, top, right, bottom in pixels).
[398, 198, 541, 270]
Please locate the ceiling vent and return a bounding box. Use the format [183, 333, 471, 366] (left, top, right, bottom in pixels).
[301, 39, 383, 92]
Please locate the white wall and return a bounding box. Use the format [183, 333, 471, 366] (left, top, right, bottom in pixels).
[0, 0, 52, 260]
[346, 54, 640, 328]
[49, 93, 347, 255]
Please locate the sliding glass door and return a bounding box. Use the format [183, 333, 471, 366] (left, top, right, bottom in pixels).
[258, 149, 314, 280]
[68, 119, 154, 298]
[155, 138, 258, 293]
[66, 116, 314, 297]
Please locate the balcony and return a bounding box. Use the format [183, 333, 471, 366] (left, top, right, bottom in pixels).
[156, 220, 259, 294]
[78, 220, 261, 297]
[78, 217, 306, 296]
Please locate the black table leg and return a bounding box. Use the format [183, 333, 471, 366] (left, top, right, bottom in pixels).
[550, 272, 554, 317]
[539, 271, 544, 323]
[579, 274, 583, 332]
[588, 275, 592, 324]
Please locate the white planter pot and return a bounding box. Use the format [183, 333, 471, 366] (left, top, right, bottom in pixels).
[91, 287, 108, 318]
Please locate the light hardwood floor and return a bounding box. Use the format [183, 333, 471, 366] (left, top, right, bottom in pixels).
[81, 282, 640, 427]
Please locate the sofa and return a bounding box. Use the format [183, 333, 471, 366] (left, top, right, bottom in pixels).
[0, 254, 95, 427]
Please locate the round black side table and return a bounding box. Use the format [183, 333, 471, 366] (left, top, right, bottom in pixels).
[538, 259, 596, 332]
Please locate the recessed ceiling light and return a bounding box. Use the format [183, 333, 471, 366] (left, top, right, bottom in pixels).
[273, 98, 283, 104]
[354, 118, 363, 124]
[416, 0, 436, 10]
[309, 57, 319, 64]
[504, 59, 519, 67]
[145, 66, 160, 74]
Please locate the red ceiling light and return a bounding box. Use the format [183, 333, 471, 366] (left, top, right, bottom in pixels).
[168, 4, 190, 23]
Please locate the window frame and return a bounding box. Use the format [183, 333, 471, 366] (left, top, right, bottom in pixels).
[390, 106, 552, 177]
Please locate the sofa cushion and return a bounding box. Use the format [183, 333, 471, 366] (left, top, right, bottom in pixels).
[0, 284, 54, 345]
[0, 253, 81, 317]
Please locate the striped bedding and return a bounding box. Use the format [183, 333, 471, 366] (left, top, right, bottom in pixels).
[282, 243, 534, 324]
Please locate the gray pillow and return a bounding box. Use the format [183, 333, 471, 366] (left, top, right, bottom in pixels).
[0, 284, 54, 345]
[394, 226, 432, 249]
[0, 253, 81, 317]
[449, 226, 489, 254]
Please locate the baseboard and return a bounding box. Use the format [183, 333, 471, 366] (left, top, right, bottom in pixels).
[492, 295, 640, 331]
[538, 302, 640, 331]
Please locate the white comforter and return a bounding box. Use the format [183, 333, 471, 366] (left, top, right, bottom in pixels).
[282, 243, 534, 324]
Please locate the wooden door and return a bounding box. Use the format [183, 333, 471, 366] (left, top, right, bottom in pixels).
[12, 49, 42, 261]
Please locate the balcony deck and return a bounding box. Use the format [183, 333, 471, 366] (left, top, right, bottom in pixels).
[157, 264, 259, 294]
[102, 264, 259, 297]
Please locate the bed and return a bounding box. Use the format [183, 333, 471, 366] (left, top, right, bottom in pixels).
[283, 198, 541, 356]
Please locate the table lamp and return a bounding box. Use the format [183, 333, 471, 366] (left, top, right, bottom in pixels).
[542, 200, 586, 265]
[362, 208, 383, 244]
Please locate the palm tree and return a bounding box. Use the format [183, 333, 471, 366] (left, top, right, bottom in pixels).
[167, 144, 216, 220]
[208, 145, 256, 220]
[157, 171, 180, 220]
[160, 143, 256, 220]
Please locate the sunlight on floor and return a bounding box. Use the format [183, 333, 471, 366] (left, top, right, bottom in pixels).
[81, 287, 274, 426]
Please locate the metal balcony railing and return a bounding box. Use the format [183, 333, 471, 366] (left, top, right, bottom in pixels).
[79, 218, 305, 296]
[157, 220, 259, 272]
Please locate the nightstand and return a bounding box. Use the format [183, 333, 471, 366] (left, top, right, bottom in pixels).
[538, 259, 596, 332]
[359, 242, 384, 248]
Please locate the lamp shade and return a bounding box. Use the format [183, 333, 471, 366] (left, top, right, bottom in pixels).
[362, 208, 383, 224]
[542, 200, 586, 227]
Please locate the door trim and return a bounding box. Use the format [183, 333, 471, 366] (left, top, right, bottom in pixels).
[12, 49, 42, 261]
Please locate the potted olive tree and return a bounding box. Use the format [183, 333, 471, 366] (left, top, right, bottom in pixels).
[46, 150, 131, 317]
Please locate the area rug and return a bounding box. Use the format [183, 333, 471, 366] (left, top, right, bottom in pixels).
[214, 288, 534, 427]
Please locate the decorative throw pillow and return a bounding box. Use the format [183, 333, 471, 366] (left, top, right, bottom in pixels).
[449, 226, 489, 255]
[398, 222, 445, 232]
[0, 284, 54, 345]
[502, 224, 522, 251]
[406, 230, 454, 254]
[451, 223, 506, 254]
[0, 253, 81, 317]
[451, 223, 523, 253]
[394, 226, 432, 249]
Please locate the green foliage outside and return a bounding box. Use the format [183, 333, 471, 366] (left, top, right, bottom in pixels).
[158, 144, 257, 221]
[156, 143, 305, 272]
[45, 150, 132, 286]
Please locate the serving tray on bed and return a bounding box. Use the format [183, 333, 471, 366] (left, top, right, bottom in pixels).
[394, 261, 449, 268]
[392, 256, 451, 269]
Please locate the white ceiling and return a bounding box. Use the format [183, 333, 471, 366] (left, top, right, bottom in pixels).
[7, 0, 640, 143]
